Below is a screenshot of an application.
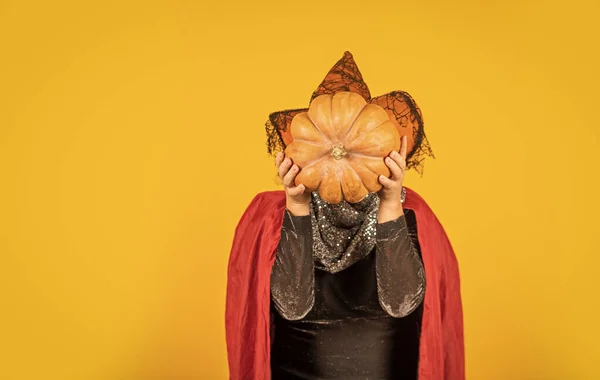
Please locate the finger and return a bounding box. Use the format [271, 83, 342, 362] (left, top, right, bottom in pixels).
[287, 184, 306, 197]
[274, 152, 284, 168]
[400, 135, 408, 160]
[378, 174, 395, 189]
[283, 164, 300, 187]
[278, 157, 293, 179]
[390, 150, 407, 171]
[385, 156, 403, 180]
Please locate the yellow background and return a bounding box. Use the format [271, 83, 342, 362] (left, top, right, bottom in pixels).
[1, 0, 599, 379]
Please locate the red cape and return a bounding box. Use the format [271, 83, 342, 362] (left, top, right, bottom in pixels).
[225, 188, 464, 380]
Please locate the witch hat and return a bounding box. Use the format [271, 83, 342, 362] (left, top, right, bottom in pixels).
[266, 51, 433, 173]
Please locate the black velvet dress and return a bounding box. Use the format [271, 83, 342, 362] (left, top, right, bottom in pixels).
[270, 209, 425, 380]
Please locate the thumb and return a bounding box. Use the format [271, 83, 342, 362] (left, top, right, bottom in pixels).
[379, 175, 393, 189]
[288, 184, 306, 197]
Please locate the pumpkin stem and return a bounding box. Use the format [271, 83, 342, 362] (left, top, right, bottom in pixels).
[330, 144, 347, 160]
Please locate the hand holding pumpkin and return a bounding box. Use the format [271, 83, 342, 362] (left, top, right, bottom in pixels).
[377, 135, 408, 223]
[275, 152, 310, 216]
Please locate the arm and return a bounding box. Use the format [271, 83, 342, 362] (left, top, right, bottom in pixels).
[270, 210, 315, 321]
[376, 209, 426, 318]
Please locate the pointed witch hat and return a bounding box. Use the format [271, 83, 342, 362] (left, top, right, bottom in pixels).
[265, 51, 433, 173]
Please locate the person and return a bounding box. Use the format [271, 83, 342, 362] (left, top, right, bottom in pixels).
[225, 52, 464, 380]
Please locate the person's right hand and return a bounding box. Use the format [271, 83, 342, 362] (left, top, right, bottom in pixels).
[276, 152, 310, 216]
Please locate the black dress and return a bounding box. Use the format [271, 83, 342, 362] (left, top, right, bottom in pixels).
[270, 209, 425, 380]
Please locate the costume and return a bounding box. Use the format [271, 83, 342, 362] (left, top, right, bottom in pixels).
[226, 52, 464, 380]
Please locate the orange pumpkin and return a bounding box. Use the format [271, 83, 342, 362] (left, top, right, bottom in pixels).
[285, 91, 401, 204]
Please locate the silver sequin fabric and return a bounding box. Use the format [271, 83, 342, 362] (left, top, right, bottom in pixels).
[309, 192, 380, 273]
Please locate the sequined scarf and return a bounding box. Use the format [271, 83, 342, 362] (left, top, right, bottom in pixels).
[309, 192, 380, 273]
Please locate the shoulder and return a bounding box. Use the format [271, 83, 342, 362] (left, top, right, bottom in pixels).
[404, 187, 458, 260]
[404, 187, 434, 215]
[248, 190, 286, 210]
[236, 191, 286, 228]
[404, 187, 447, 235]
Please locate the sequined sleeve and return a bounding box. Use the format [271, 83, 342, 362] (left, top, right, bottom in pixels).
[270, 210, 315, 321]
[376, 209, 426, 318]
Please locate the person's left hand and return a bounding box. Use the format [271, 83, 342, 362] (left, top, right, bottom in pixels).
[377, 135, 408, 223]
